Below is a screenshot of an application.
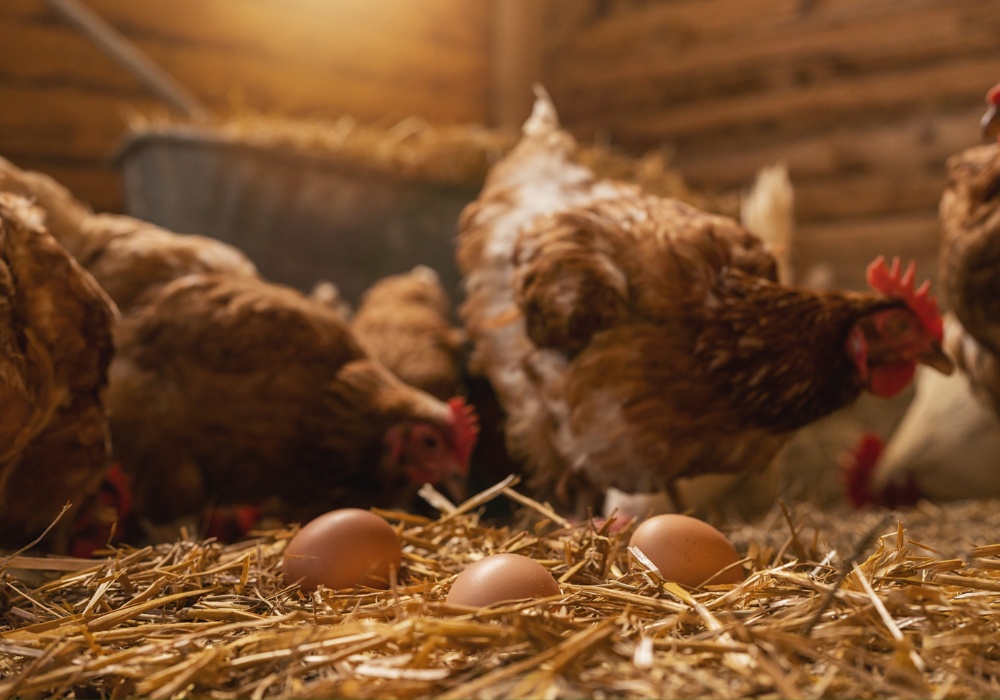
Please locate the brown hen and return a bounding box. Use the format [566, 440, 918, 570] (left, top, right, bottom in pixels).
[0, 194, 117, 550]
[108, 273, 477, 533]
[457, 87, 953, 516]
[350, 265, 465, 400]
[0, 156, 258, 313]
[939, 84, 1000, 415]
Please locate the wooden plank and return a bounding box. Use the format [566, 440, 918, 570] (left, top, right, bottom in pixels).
[491, 0, 545, 129]
[538, 0, 600, 46]
[83, 0, 486, 55]
[73, 0, 490, 121]
[551, 0, 981, 56]
[0, 155, 124, 214]
[559, 55, 997, 149]
[544, 0, 799, 53]
[547, 0, 997, 104]
[796, 214, 941, 290]
[536, 0, 981, 296]
[0, 84, 153, 158]
[668, 106, 982, 194]
[792, 175, 944, 223]
[0, 0, 493, 214]
[155, 46, 485, 123]
[1, 0, 489, 122]
[42, 0, 209, 119]
[0, 18, 151, 92]
[0, 0, 56, 20]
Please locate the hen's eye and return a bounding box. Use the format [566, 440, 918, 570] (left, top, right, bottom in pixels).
[421, 434, 440, 450]
[885, 315, 912, 336]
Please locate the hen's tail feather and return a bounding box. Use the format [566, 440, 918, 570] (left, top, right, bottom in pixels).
[840, 432, 922, 509]
[840, 432, 884, 508]
[741, 163, 794, 283]
[524, 84, 560, 136]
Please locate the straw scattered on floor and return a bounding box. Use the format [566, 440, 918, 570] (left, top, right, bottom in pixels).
[3, 478, 1000, 699]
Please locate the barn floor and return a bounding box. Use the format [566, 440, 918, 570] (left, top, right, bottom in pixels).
[2, 479, 1000, 699]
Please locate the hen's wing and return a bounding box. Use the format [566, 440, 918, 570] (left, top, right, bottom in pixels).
[77, 214, 259, 312]
[110, 273, 358, 519]
[0, 194, 116, 548]
[0, 156, 91, 250]
[0, 155, 258, 313]
[513, 194, 776, 356]
[510, 193, 780, 499]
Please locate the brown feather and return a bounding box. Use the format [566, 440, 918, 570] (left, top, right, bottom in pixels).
[0, 156, 258, 314]
[940, 141, 1000, 413]
[458, 90, 943, 515]
[350, 266, 465, 400]
[108, 273, 462, 527]
[0, 194, 117, 549]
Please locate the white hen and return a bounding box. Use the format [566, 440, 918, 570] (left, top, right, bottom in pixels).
[843, 315, 1000, 507]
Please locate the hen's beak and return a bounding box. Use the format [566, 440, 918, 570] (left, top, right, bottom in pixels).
[919, 342, 954, 375]
[982, 103, 1000, 142]
[439, 470, 467, 504]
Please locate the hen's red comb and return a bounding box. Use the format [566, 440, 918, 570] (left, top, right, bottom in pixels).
[984, 83, 1000, 141]
[447, 397, 479, 473]
[866, 255, 944, 342]
[988, 83, 1000, 107]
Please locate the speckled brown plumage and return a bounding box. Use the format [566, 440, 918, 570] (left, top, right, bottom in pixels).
[0, 156, 259, 314]
[108, 273, 473, 530]
[0, 194, 117, 550]
[350, 265, 465, 400]
[939, 141, 1000, 414]
[457, 89, 948, 516]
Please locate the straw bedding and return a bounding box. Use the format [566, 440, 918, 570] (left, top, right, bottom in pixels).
[125, 110, 721, 212]
[3, 475, 1000, 699]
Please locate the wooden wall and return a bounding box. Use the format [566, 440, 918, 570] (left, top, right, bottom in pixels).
[0, 0, 491, 214]
[3, 0, 998, 291]
[540, 0, 1000, 289]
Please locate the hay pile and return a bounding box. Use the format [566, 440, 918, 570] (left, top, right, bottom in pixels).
[124, 110, 719, 212]
[3, 476, 1000, 699]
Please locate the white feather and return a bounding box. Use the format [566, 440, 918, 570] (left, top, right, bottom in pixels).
[872, 365, 1000, 500]
[741, 163, 795, 284]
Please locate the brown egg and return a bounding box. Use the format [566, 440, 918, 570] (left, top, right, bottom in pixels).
[282, 508, 402, 592]
[446, 553, 561, 607]
[628, 513, 744, 587]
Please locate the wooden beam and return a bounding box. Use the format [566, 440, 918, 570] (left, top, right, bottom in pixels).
[490, 0, 545, 129]
[42, 0, 210, 119]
